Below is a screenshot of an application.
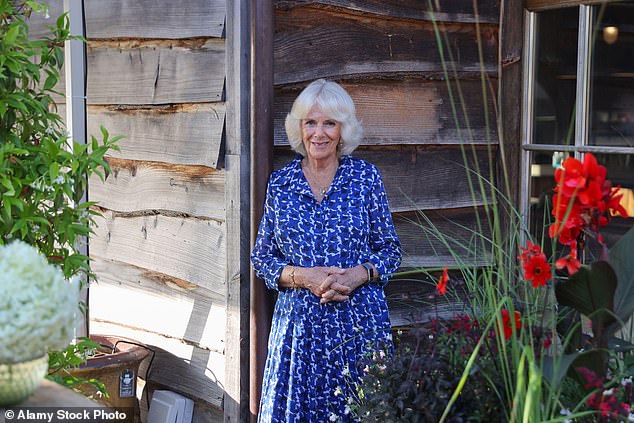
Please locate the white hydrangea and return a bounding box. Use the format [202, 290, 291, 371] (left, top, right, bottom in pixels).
[0, 241, 79, 363]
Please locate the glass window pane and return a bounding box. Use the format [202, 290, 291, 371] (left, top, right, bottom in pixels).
[528, 152, 633, 264]
[532, 7, 579, 145]
[589, 2, 634, 147]
[586, 153, 634, 258]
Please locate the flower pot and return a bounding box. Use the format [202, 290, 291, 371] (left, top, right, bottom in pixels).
[0, 354, 49, 407]
[69, 335, 150, 423]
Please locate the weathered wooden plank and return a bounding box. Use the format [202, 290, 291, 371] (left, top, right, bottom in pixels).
[274, 146, 496, 212]
[498, 0, 524, 211]
[87, 104, 225, 167]
[90, 321, 225, 409]
[90, 257, 226, 351]
[84, 0, 225, 39]
[91, 211, 226, 296]
[29, 0, 225, 40]
[275, 79, 497, 146]
[86, 40, 225, 105]
[274, 6, 498, 85]
[89, 158, 225, 219]
[394, 208, 492, 269]
[225, 0, 251, 418]
[275, 0, 499, 24]
[386, 278, 470, 327]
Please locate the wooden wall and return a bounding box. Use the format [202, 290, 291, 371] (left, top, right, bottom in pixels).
[272, 0, 501, 326]
[30, 1, 240, 421]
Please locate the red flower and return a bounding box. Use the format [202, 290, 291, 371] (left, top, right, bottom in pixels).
[519, 242, 552, 287]
[555, 244, 581, 275]
[436, 268, 449, 295]
[500, 309, 521, 340]
[550, 153, 627, 248]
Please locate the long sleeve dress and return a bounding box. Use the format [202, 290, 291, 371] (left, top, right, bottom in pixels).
[251, 155, 401, 423]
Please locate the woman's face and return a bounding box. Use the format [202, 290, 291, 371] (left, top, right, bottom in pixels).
[301, 106, 341, 162]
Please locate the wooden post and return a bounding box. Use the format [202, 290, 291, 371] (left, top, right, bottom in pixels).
[250, 0, 274, 420]
[63, 0, 88, 338]
[499, 0, 524, 209]
[225, 0, 251, 421]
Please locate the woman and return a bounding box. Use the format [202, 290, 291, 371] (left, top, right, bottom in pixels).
[251, 79, 401, 422]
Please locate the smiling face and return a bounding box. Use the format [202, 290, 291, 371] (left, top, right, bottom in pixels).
[301, 106, 341, 162]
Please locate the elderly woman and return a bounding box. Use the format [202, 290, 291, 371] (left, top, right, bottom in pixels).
[251, 79, 401, 422]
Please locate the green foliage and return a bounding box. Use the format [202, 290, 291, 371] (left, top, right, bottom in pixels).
[1, 1, 121, 397]
[0, 1, 121, 279]
[47, 337, 108, 398]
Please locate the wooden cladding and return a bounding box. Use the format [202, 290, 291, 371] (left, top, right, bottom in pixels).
[91, 211, 226, 297]
[274, 146, 495, 212]
[274, 80, 497, 147]
[27, 0, 225, 39]
[275, 0, 499, 23]
[274, 6, 498, 85]
[87, 105, 225, 167]
[89, 159, 226, 220]
[86, 41, 225, 105]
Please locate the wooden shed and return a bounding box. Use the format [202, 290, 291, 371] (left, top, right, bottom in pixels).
[26, 0, 634, 421]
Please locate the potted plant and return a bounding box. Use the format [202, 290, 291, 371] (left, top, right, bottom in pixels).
[0, 240, 79, 406]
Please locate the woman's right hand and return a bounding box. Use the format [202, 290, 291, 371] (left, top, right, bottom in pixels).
[297, 266, 348, 301]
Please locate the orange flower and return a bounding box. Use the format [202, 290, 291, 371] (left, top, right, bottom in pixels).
[436, 268, 449, 296]
[501, 309, 521, 340]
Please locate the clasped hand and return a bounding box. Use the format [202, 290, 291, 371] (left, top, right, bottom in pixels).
[303, 266, 363, 304]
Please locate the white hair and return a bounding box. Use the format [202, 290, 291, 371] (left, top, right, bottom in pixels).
[285, 79, 363, 157]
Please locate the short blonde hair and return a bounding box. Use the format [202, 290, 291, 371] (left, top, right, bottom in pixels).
[285, 79, 363, 157]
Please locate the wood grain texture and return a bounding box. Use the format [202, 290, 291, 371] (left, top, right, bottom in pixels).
[84, 0, 225, 39]
[394, 208, 492, 268]
[275, 79, 497, 146]
[91, 211, 226, 296]
[274, 6, 498, 85]
[274, 0, 499, 24]
[224, 0, 251, 419]
[89, 158, 225, 219]
[90, 257, 226, 352]
[86, 40, 225, 105]
[498, 0, 524, 211]
[274, 146, 496, 212]
[87, 104, 225, 167]
[90, 321, 225, 409]
[386, 278, 470, 327]
[28, 0, 225, 39]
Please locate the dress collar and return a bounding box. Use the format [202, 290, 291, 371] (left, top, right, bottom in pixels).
[283, 155, 352, 199]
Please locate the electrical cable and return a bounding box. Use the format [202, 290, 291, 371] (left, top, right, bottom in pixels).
[112, 340, 156, 412]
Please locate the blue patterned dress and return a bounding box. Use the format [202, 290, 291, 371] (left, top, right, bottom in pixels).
[251, 155, 401, 423]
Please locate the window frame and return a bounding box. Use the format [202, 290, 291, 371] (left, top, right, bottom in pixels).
[520, 1, 634, 226]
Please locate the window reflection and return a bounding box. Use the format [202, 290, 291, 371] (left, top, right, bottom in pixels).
[533, 7, 579, 145]
[589, 2, 634, 147]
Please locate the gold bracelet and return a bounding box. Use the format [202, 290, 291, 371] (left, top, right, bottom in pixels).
[290, 266, 297, 289]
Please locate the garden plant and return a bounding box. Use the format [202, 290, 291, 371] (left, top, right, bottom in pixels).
[0, 0, 120, 395]
[345, 3, 634, 422]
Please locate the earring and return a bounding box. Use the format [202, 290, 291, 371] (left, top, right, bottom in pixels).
[337, 140, 343, 151]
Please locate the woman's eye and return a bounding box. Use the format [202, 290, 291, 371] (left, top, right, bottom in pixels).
[303, 120, 316, 127]
[324, 121, 336, 127]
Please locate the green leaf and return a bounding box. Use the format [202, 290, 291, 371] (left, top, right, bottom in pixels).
[49, 162, 59, 180]
[542, 352, 580, 388]
[611, 225, 634, 322]
[5, 24, 20, 46]
[555, 261, 617, 329]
